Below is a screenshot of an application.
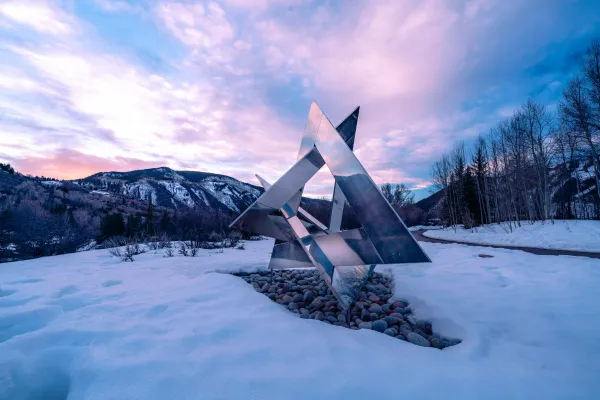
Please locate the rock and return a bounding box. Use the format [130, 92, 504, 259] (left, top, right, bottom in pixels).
[261, 283, 269, 292]
[268, 294, 276, 300]
[354, 301, 366, 310]
[311, 299, 324, 310]
[327, 316, 337, 323]
[382, 304, 391, 313]
[281, 295, 293, 304]
[288, 303, 299, 310]
[414, 329, 427, 338]
[422, 323, 433, 336]
[303, 291, 315, 304]
[354, 319, 363, 326]
[372, 320, 388, 333]
[300, 309, 310, 318]
[358, 322, 372, 330]
[368, 295, 381, 303]
[389, 313, 405, 321]
[361, 309, 371, 321]
[314, 311, 325, 321]
[399, 324, 413, 337]
[407, 332, 431, 347]
[292, 293, 304, 303]
[392, 301, 406, 309]
[325, 311, 336, 318]
[430, 337, 445, 349]
[383, 328, 398, 337]
[384, 316, 401, 326]
[370, 313, 379, 322]
[406, 315, 417, 326]
[338, 314, 346, 323]
[369, 304, 382, 314]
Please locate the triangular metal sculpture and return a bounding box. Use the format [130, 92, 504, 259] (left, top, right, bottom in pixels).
[230, 102, 430, 309]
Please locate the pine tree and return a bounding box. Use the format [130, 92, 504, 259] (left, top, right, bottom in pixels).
[159, 210, 172, 235]
[100, 213, 125, 238]
[146, 196, 154, 236]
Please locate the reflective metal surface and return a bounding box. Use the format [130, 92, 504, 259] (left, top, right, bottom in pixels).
[230, 101, 430, 309]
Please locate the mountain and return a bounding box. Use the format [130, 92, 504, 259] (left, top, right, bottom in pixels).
[75, 167, 263, 213]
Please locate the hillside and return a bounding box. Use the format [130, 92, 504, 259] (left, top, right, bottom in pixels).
[0, 167, 332, 262]
[76, 167, 263, 213]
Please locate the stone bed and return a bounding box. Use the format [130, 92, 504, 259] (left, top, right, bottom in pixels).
[234, 269, 461, 349]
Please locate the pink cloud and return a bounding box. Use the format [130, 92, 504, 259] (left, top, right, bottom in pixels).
[9, 149, 166, 180]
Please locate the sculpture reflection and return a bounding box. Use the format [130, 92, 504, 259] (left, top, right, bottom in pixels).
[230, 102, 430, 309]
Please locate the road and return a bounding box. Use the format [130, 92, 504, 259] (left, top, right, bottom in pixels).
[412, 229, 600, 260]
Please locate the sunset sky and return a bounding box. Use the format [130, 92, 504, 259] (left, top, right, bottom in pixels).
[1, 0, 599, 198]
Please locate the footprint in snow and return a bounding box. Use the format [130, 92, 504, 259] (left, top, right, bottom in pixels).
[54, 285, 78, 298]
[146, 304, 168, 318]
[102, 280, 123, 288]
[8, 278, 44, 284]
[0, 288, 16, 297]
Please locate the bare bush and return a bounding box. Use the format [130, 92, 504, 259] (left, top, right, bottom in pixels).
[164, 248, 174, 257]
[107, 238, 146, 262]
[188, 241, 199, 257]
[235, 243, 245, 250]
[108, 246, 122, 258]
[178, 242, 189, 256]
[158, 233, 172, 249]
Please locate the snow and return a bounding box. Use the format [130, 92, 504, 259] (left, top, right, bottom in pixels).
[157, 181, 196, 208]
[190, 188, 211, 207]
[40, 180, 62, 186]
[408, 225, 442, 231]
[90, 190, 111, 196]
[423, 220, 600, 253]
[1, 240, 600, 399]
[202, 181, 241, 212]
[123, 180, 157, 204]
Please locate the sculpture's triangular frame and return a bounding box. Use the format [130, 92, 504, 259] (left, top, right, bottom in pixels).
[230, 102, 430, 309]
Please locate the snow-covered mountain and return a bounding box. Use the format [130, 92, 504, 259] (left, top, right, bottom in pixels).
[75, 167, 263, 213]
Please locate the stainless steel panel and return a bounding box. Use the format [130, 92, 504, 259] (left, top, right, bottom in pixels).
[312, 102, 431, 264]
[269, 241, 314, 269]
[313, 228, 382, 266]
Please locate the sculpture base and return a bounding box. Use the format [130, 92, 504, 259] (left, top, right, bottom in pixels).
[233, 269, 461, 349]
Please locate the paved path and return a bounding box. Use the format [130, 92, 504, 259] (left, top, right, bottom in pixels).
[412, 229, 600, 260]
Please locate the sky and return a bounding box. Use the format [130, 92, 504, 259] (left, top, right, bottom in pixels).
[1, 0, 599, 200]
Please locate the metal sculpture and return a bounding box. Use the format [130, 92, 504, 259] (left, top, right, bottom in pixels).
[230, 102, 430, 309]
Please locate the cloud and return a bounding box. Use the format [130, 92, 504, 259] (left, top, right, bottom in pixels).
[1, 0, 599, 199]
[155, 2, 234, 49]
[92, 0, 144, 14]
[0, 1, 75, 35]
[5, 149, 166, 179]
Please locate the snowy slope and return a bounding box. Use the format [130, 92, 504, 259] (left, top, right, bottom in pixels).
[1, 241, 600, 399]
[423, 220, 600, 252]
[78, 167, 263, 212]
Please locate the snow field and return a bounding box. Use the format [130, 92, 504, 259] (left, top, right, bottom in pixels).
[423, 220, 600, 253]
[1, 240, 599, 399]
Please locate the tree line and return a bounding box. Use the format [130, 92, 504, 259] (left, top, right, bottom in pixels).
[431, 40, 600, 229]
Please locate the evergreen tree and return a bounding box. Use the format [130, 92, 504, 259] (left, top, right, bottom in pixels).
[146, 196, 154, 235]
[462, 167, 480, 227]
[159, 210, 173, 235]
[100, 213, 125, 238]
[126, 215, 142, 238]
